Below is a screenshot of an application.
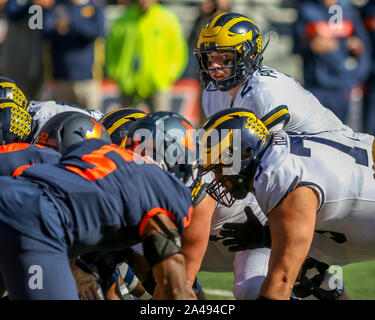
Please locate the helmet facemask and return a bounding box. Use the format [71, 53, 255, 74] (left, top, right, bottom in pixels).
[200, 148, 255, 207]
[0, 100, 33, 144]
[194, 12, 267, 92]
[195, 37, 264, 92]
[195, 46, 242, 92]
[199, 108, 271, 207]
[0, 78, 28, 109]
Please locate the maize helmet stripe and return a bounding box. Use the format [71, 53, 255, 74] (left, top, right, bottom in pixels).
[201, 110, 269, 168]
[200, 107, 272, 207]
[106, 113, 147, 135]
[202, 128, 233, 168]
[198, 13, 261, 51]
[195, 12, 264, 92]
[204, 111, 264, 133]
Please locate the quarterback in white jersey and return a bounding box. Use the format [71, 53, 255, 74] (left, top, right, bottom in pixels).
[194, 12, 353, 299]
[202, 66, 346, 132]
[200, 109, 375, 300]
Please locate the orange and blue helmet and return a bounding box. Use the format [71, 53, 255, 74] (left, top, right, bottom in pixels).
[125, 111, 199, 184]
[99, 108, 147, 148]
[33, 111, 111, 154]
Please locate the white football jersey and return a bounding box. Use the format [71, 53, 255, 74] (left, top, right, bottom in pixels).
[203, 66, 347, 132]
[205, 66, 351, 233]
[254, 129, 375, 265]
[27, 100, 104, 138]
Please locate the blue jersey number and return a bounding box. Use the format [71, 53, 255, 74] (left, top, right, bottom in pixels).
[289, 135, 369, 167]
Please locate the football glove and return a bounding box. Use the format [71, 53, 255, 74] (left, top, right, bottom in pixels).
[71, 258, 105, 300]
[219, 206, 271, 252]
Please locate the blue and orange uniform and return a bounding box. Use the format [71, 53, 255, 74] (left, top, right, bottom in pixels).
[0, 139, 193, 299]
[0, 143, 61, 176]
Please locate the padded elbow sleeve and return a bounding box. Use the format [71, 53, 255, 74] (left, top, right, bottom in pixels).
[142, 230, 183, 268]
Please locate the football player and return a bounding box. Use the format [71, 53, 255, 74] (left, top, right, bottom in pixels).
[0, 100, 61, 298]
[92, 111, 215, 300]
[83, 107, 149, 300]
[0, 77, 103, 139]
[199, 108, 375, 300]
[193, 12, 356, 299]
[125, 111, 216, 297]
[0, 111, 197, 300]
[0, 100, 61, 175]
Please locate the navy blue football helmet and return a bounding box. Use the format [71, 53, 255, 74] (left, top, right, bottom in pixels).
[33, 111, 112, 154]
[200, 107, 271, 207]
[125, 111, 198, 184]
[100, 108, 147, 147]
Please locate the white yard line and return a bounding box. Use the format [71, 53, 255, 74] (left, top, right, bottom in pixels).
[203, 288, 234, 297]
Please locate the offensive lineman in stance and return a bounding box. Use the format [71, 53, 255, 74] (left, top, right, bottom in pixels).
[200, 108, 375, 300]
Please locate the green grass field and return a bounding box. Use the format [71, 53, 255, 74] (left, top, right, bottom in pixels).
[198, 259, 375, 300]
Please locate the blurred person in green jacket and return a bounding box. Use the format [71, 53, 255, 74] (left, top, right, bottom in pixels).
[106, 0, 188, 112]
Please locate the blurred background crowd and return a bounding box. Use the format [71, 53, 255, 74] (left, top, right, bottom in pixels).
[0, 0, 374, 133]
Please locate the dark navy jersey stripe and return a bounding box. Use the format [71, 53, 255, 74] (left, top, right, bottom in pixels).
[298, 181, 325, 212]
